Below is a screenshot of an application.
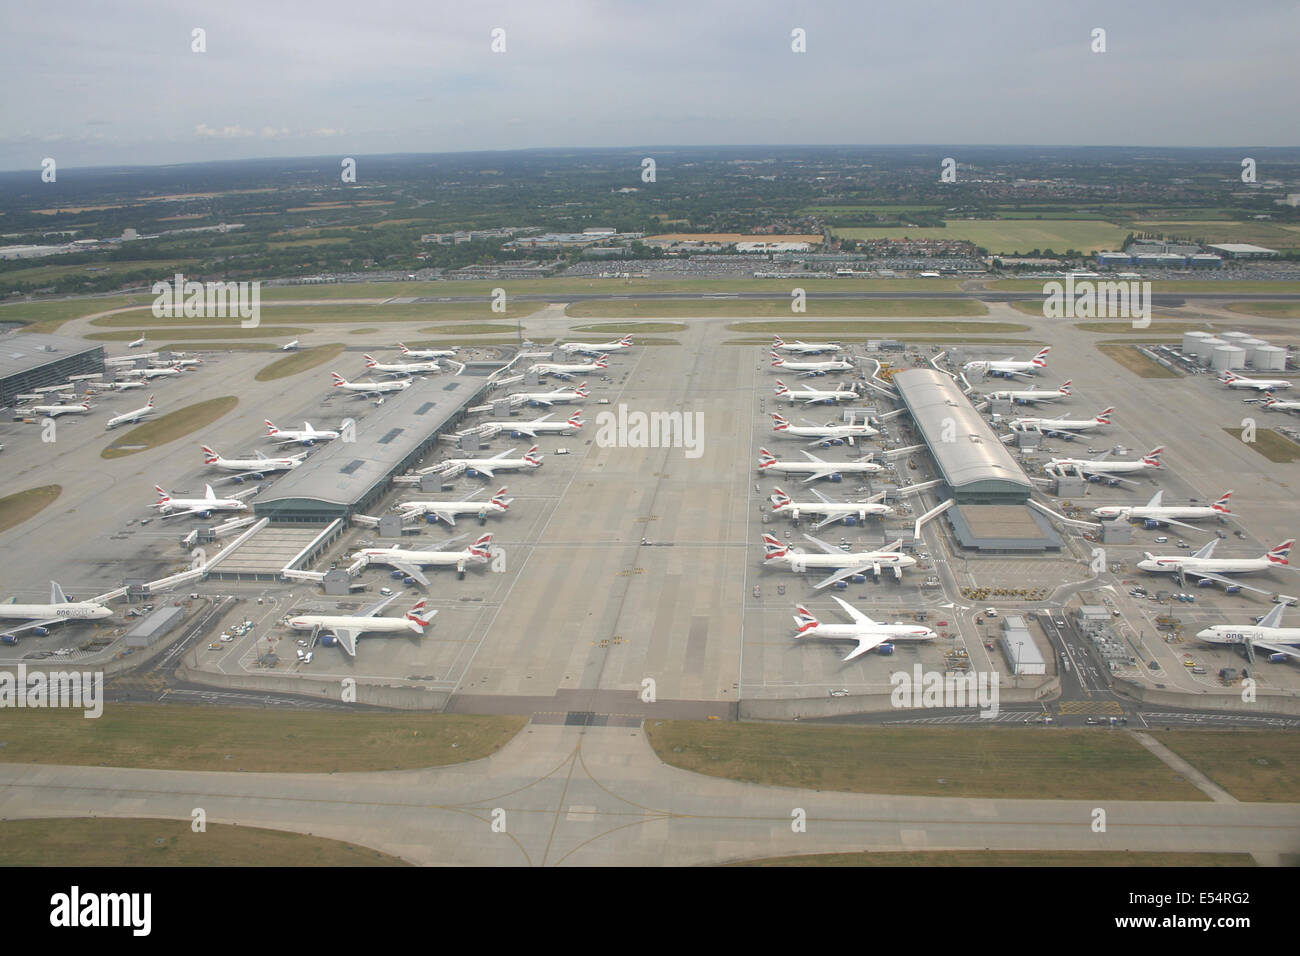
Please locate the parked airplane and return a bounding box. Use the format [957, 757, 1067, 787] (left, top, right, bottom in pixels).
[0, 581, 114, 639]
[484, 412, 584, 438]
[354, 534, 495, 586]
[1263, 392, 1300, 413]
[1092, 490, 1232, 531]
[364, 354, 442, 376]
[774, 379, 858, 405]
[762, 533, 916, 587]
[559, 335, 632, 355]
[769, 486, 890, 530]
[23, 400, 91, 418]
[152, 484, 249, 519]
[1008, 407, 1113, 434]
[770, 412, 878, 446]
[1222, 372, 1292, 392]
[396, 487, 512, 526]
[985, 380, 1072, 404]
[1046, 446, 1163, 486]
[772, 335, 843, 355]
[1136, 538, 1294, 594]
[127, 335, 146, 349]
[137, 364, 184, 380]
[530, 356, 608, 378]
[264, 420, 341, 445]
[758, 447, 883, 483]
[509, 382, 589, 406]
[281, 340, 300, 351]
[105, 394, 155, 429]
[963, 347, 1051, 379]
[1196, 604, 1300, 662]
[441, 446, 543, 479]
[399, 343, 457, 359]
[110, 379, 147, 391]
[286, 595, 433, 657]
[331, 372, 412, 395]
[794, 597, 936, 661]
[770, 352, 855, 376]
[201, 445, 304, 481]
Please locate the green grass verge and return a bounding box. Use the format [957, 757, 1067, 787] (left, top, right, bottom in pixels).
[254, 344, 347, 382]
[566, 299, 987, 318]
[1096, 344, 1180, 378]
[731, 850, 1255, 867]
[0, 705, 528, 772]
[100, 396, 239, 459]
[1156, 730, 1300, 802]
[0, 295, 149, 334]
[832, 220, 1128, 253]
[989, 279, 1300, 294]
[89, 302, 536, 327]
[87, 326, 311, 341]
[567, 322, 687, 334]
[415, 323, 520, 335]
[158, 342, 280, 352]
[645, 722, 1207, 801]
[0, 484, 61, 534]
[1224, 302, 1300, 319]
[1222, 426, 1300, 463]
[726, 319, 1026, 335]
[0, 818, 409, 866]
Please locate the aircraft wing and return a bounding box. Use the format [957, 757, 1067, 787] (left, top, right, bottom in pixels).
[158, 506, 210, 519]
[331, 627, 362, 657]
[842, 633, 890, 662]
[1185, 571, 1275, 597]
[1085, 470, 1141, 486]
[1153, 516, 1214, 534]
[0, 618, 63, 637]
[358, 593, 400, 617]
[813, 564, 870, 589]
[427, 509, 457, 527]
[1251, 640, 1300, 660]
[803, 533, 846, 555]
[813, 513, 846, 530]
[529, 396, 555, 406]
[384, 560, 430, 586]
[472, 465, 498, 478]
[831, 595, 876, 627]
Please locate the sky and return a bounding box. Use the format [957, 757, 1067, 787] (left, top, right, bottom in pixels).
[1, 0, 1297, 172]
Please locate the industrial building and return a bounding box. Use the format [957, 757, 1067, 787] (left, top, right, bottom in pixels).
[1000, 615, 1046, 676]
[1205, 243, 1279, 259]
[0, 331, 105, 407]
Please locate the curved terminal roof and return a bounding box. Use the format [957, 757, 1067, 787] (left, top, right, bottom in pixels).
[892, 368, 1032, 502]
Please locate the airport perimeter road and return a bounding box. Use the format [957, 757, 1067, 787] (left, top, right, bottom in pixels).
[0, 724, 1296, 866]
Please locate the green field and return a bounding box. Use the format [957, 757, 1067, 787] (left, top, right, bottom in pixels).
[567, 299, 987, 319]
[255, 344, 347, 381]
[733, 850, 1254, 867]
[1096, 343, 1181, 378]
[0, 295, 148, 333]
[989, 279, 1300, 294]
[568, 322, 687, 334]
[833, 220, 1129, 254]
[101, 396, 239, 459]
[0, 705, 528, 772]
[1130, 220, 1300, 249]
[0, 258, 199, 287]
[1225, 302, 1300, 319]
[87, 325, 310, 341]
[1157, 730, 1300, 802]
[89, 302, 537, 327]
[0, 484, 61, 534]
[726, 319, 1027, 335]
[416, 323, 521, 335]
[0, 818, 409, 867]
[1222, 426, 1300, 463]
[644, 722, 1206, 801]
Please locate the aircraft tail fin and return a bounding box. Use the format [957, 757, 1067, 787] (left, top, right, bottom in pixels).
[1213, 490, 1233, 514]
[406, 600, 433, 628]
[50, 581, 68, 604]
[793, 605, 819, 635]
[1266, 539, 1294, 566]
[762, 533, 788, 559]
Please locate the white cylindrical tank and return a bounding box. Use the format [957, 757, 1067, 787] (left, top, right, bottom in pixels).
[1239, 338, 1267, 363]
[1197, 337, 1226, 365]
[1211, 345, 1247, 371]
[1182, 331, 1212, 356]
[1221, 331, 1251, 342]
[1253, 345, 1287, 372]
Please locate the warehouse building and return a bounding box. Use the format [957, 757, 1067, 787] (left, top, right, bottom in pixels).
[0, 332, 105, 407]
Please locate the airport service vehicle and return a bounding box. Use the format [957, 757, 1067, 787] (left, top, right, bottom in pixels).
[331, 372, 412, 395]
[559, 335, 633, 356]
[23, 400, 91, 418]
[758, 447, 883, 483]
[769, 486, 890, 530]
[1092, 490, 1232, 531]
[770, 352, 855, 376]
[774, 379, 858, 405]
[364, 354, 443, 376]
[153, 483, 249, 519]
[1222, 373, 1293, 392]
[770, 412, 878, 446]
[1196, 604, 1300, 662]
[264, 420, 341, 445]
[127, 335, 146, 348]
[0, 581, 114, 640]
[396, 487, 513, 526]
[771, 335, 843, 355]
[508, 383, 589, 407]
[1008, 407, 1113, 434]
[353, 534, 495, 586]
[1046, 446, 1162, 485]
[762, 533, 917, 587]
[1136, 538, 1294, 595]
[529, 356, 608, 378]
[1263, 392, 1300, 413]
[398, 343, 457, 359]
[985, 380, 1072, 404]
[286, 595, 433, 657]
[794, 597, 936, 661]
[281, 340, 300, 351]
[440, 446, 543, 479]
[478, 412, 584, 439]
[201, 445, 305, 481]
[104, 394, 156, 429]
[963, 347, 1051, 379]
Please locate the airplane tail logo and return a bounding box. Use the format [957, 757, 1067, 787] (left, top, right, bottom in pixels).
[762, 533, 788, 559]
[619, 335, 633, 346]
[773, 335, 786, 346]
[1058, 380, 1072, 394]
[264, 419, 280, 435]
[1142, 447, 1164, 467]
[770, 487, 792, 510]
[793, 605, 820, 635]
[154, 486, 171, 504]
[470, 534, 493, 559]
[1032, 347, 1051, 367]
[524, 445, 542, 466]
[331, 372, 347, 386]
[1095, 407, 1114, 425]
[398, 343, 412, 354]
[1266, 539, 1294, 565]
[406, 600, 433, 627]
[758, 448, 778, 469]
[566, 412, 584, 428]
[770, 351, 785, 366]
[201, 445, 220, 464]
[774, 380, 789, 395]
[595, 358, 608, 369]
[771, 413, 789, 431]
[1212, 491, 1233, 514]
[146, 395, 155, 408]
[490, 488, 510, 509]
[575, 383, 590, 398]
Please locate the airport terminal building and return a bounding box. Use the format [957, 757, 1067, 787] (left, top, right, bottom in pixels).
[0, 331, 105, 407]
